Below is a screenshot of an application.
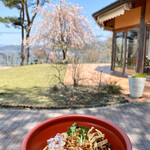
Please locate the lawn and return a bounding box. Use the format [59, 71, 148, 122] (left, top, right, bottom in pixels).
[0, 64, 67, 106]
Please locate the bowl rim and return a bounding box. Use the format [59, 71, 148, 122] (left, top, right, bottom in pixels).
[21, 114, 132, 150]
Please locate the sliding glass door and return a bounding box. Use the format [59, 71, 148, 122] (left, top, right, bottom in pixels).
[114, 32, 124, 73]
[114, 28, 150, 76]
[125, 29, 138, 74]
[114, 30, 138, 74]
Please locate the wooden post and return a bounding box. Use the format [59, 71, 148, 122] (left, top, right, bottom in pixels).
[123, 32, 127, 74]
[111, 30, 116, 71]
[136, 0, 146, 73]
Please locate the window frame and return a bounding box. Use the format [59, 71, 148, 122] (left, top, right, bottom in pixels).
[114, 28, 139, 75]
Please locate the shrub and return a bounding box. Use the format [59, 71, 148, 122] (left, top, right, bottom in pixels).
[32, 49, 48, 64]
[52, 85, 59, 92]
[101, 81, 122, 94]
[131, 73, 146, 78]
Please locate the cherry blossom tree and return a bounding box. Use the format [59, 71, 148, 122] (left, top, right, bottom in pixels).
[29, 0, 95, 60]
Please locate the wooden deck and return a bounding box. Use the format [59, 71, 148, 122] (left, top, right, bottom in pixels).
[64, 64, 150, 102]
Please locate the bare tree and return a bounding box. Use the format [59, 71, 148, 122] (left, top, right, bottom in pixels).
[49, 64, 68, 89]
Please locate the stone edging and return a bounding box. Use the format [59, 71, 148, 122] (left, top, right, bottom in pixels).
[0, 101, 128, 110]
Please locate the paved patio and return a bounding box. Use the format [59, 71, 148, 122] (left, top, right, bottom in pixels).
[0, 102, 150, 150]
[64, 64, 150, 102]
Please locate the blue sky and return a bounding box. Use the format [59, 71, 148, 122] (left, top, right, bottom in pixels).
[0, 0, 116, 45]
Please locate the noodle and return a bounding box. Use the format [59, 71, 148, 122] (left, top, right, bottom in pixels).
[43, 123, 112, 150]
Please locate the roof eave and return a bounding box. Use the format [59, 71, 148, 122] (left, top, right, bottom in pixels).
[92, 0, 137, 19]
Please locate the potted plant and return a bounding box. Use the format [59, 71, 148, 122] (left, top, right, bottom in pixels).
[128, 73, 146, 98]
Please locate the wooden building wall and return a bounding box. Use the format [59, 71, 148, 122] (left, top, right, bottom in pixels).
[100, 0, 150, 74]
[114, 0, 150, 29]
[115, 7, 141, 29]
[145, 0, 150, 24]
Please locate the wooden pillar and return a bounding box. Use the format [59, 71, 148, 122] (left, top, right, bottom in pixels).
[136, 0, 146, 73]
[111, 30, 116, 71]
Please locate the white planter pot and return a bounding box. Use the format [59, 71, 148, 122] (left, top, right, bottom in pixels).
[128, 75, 146, 98]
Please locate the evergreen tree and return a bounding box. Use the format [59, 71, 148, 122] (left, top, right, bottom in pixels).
[0, 0, 47, 65]
[0, 0, 25, 65]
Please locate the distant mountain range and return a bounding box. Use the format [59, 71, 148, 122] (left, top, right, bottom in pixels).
[0, 44, 7, 47]
[0, 45, 43, 51]
[0, 41, 106, 52]
[0, 45, 21, 51]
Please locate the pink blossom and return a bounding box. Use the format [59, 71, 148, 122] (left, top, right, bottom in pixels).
[48, 56, 54, 60]
[29, 0, 96, 54]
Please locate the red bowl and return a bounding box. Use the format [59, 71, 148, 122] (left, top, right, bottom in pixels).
[21, 114, 132, 150]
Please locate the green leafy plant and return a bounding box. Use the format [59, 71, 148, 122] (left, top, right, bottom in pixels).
[67, 122, 89, 145]
[131, 73, 146, 78]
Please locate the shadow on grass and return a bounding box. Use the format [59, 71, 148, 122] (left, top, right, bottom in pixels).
[0, 86, 66, 106]
[0, 85, 128, 108]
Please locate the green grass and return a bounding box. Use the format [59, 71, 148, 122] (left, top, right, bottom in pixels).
[0, 64, 67, 106]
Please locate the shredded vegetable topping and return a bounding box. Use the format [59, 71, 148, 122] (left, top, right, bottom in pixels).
[43, 123, 112, 150]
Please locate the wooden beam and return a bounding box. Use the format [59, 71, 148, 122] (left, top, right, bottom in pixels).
[115, 24, 139, 33]
[136, 0, 146, 73]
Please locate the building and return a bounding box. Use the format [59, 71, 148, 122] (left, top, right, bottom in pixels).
[93, 0, 150, 77]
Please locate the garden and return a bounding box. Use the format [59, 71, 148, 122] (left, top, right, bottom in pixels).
[0, 0, 129, 109]
[1, 1, 150, 150]
[0, 63, 128, 109]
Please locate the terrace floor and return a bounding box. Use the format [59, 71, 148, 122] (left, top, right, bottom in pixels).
[0, 64, 149, 150]
[64, 64, 150, 102]
[0, 102, 150, 150]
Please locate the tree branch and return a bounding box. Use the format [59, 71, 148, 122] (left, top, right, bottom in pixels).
[24, 0, 30, 25]
[27, 0, 40, 33]
[20, 3, 27, 31]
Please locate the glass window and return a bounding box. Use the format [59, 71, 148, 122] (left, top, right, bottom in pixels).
[115, 32, 124, 73]
[144, 27, 150, 75]
[125, 29, 138, 74]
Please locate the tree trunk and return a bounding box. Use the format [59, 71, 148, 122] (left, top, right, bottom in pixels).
[20, 26, 24, 65]
[24, 32, 30, 65]
[62, 49, 67, 60]
[23, 0, 40, 65]
[73, 79, 78, 87]
[62, 50, 66, 60]
[25, 47, 29, 65]
[20, 3, 25, 66]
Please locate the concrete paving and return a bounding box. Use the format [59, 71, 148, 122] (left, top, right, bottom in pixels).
[64, 64, 150, 102]
[0, 102, 150, 150]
